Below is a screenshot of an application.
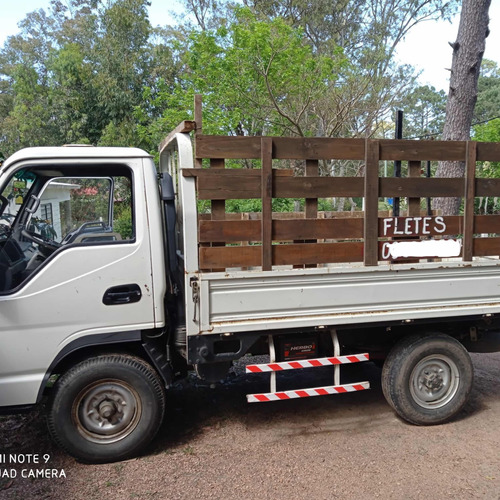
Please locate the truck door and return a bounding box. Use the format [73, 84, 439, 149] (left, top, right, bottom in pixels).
[0, 158, 156, 408]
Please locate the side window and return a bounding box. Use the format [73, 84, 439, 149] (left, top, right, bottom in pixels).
[0, 169, 134, 294]
[31, 176, 134, 245]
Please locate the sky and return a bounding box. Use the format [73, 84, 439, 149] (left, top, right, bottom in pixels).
[0, 0, 499, 92]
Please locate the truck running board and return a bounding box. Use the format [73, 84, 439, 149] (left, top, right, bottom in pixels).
[247, 381, 370, 403]
[246, 331, 370, 403]
[245, 353, 369, 373]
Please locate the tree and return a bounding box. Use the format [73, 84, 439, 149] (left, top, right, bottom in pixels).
[475, 59, 500, 123]
[141, 8, 345, 141]
[398, 85, 447, 139]
[435, 0, 491, 215]
[0, 0, 177, 154]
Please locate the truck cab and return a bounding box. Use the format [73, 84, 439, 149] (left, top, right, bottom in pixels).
[0, 147, 171, 461]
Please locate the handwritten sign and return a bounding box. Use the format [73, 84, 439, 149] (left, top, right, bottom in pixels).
[382, 216, 447, 237]
[380, 216, 461, 259]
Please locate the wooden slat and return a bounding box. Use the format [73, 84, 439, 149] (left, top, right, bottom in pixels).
[463, 142, 477, 261]
[380, 178, 463, 198]
[159, 120, 196, 154]
[195, 135, 500, 163]
[199, 218, 362, 242]
[261, 138, 273, 270]
[210, 159, 226, 220]
[408, 161, 421, 216]
[199, 235, 500, 269]
[273, 137, 365, 160]
[200, 245, 261, 268]
[194, 95, 203, 169]
[473, 237, 500, 256]
[195, 135, 366, 160]
[200, 242, 365, 268]
[199, 214, 500, 244]
[305, 160, 319, 219]
[477, 142, 500, 162]
[379, 140, 466, 161]
[364, 139, 380, 266]
[210, 158, 226, 272]
[274, 177, 363, 198]
[188, 170, 470, 200]
[475, 178, 500, 196]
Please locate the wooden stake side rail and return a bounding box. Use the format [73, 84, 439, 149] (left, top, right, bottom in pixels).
[184, 134, 500, 270]
[195, 135, 500, 162]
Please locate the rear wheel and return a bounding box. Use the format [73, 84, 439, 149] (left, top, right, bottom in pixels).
[381, 334, 473, 425]
[48, 354, 165, 463]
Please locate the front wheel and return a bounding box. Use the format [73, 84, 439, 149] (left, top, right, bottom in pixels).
[47, 354, 165, 463]
[381, 334, 473, 425]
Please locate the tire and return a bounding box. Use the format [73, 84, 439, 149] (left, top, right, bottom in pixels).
[47, 354, 165, 463]
[381, 334, 473, 426]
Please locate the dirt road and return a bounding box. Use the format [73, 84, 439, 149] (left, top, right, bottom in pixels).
[1, 352, 500, 500]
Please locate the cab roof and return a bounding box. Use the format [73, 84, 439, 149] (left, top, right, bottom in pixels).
[1, 146, 152, 173]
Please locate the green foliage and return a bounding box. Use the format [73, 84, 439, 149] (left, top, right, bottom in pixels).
[475, 60, 500, 123]
[397, 85, 447, 139]
[0, 0, 467, 166]
[473, 118, 500, 183]
[114, 209, 133, 239]
[138, 8, 345, 139]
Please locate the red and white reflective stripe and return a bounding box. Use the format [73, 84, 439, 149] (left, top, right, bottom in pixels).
[247, 381, 370, 403]
[245, 353, 369, 373]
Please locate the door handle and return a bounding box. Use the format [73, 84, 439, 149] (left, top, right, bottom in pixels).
[103, 284, 142, 305]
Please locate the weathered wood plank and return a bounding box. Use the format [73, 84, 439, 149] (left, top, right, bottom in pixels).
[209, 158, 226, 271]
[379, 178, 463, 198]
[195, 135, 367, 160]
[187, 169, 472, 200]
[364, 140, 380, 266]
[379, 140, 466, 161]
[159, 120, 196, 154]
[463, 141, 477, 261]
[475, 178, 500, 196]
[199, 215, 500, 244]
[199, 242, 365, 268]
[199, 218, 363, 242]
[408, 161, 421, 216]
[210, 159, 226, 220]
[194, 95, 203, 168]
[477, 142, 500, 162]
[305, 160, 319, 219]
[195, 135, 500, 163]
[273, 137, 366, 160]
[199, 234, 500, 269]
[261, 138, 273, 270]
[473, 237, 500, 256]
[274, 177, 364, 198]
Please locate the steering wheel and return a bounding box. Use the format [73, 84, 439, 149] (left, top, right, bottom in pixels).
[21, 229, 61, 254]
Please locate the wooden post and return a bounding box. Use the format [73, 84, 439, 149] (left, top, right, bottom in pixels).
[261, 137, 273, 271]
[305, 159, 319, 268]
[305, 159, 319, 219]
[364, 139, 380, 266]
[463, 141, 477, 261]
[194, 94, 203, 169]
[408, 161, 421, 216]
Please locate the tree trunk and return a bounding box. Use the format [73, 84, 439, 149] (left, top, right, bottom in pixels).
[434, 0, 491, 215]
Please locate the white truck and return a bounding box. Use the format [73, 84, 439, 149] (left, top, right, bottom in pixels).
[2, 102, 500, 463]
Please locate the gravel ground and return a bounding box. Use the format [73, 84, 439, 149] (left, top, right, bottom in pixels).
[1, 352, 500, 500]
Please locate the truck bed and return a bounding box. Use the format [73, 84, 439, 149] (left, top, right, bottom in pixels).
[197, 259, 500, 335]
[158, 125, 500, 338]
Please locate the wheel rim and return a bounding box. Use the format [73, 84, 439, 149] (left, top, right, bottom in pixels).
[73, 379, 142, 444]
[410, 355, 460, 409]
